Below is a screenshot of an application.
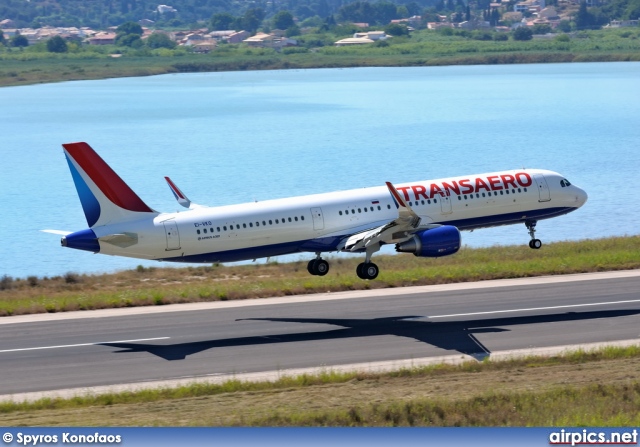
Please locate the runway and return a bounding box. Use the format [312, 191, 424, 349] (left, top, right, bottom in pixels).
[1, 270, 639, 401]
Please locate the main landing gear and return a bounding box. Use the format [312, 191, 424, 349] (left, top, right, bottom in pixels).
[526, 221, 542, 249]
[307, 254, 329, 276]
[356, 245, 380, 280]
[356, 262, 379, 280]
[306, 247, 380, 280]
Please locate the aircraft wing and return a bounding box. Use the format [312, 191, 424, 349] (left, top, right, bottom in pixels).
[165, 177, 205, 209]
[341, 182, 439, 252]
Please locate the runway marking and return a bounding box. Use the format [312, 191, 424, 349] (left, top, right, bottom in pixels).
[429, 299, 640, 319]
[0, 337, 170, 353]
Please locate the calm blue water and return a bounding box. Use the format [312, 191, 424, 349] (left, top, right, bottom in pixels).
[1, 62, 639, 279]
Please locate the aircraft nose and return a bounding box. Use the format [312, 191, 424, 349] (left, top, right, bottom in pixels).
[575, 187, 588, 207]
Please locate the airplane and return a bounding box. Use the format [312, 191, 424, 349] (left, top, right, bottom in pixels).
[46, 142, 588, 280]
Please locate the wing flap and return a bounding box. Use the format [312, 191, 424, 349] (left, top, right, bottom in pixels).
[341, 182, 440, 252]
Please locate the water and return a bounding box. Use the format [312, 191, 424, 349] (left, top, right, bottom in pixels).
[1, 62, 639, 279]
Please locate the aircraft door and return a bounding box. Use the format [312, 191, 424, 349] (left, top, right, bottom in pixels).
[163, 220, 181, 251]
[311, 207, 324, 230]
[533, 174, 551, 202]
[440, 193, 452, 214]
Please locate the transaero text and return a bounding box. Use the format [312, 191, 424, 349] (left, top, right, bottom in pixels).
[398, 172, 533, 201]
[13, 433, 122, 445]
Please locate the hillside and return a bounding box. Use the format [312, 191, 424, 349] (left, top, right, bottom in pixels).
[1, 0, 639, 30]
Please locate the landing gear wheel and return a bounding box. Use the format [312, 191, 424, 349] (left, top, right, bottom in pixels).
[314, 259, 330, 276]
[529, 239, 542, 249]
[307, 260, 316, 275]
[308, 259, 329, 276]
[356, 262, 379, 280]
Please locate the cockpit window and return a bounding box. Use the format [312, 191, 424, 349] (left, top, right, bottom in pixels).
[560, 179, 572, 187]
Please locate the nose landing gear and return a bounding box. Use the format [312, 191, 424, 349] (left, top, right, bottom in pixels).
[526, 221, 542, 249]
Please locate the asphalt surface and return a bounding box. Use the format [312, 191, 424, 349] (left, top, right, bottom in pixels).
[1, 270, 639, 399]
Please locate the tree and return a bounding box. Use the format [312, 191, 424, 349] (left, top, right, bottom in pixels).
[46, 35, 68, 53]
[557, 20, 572, 32]
[116, 21, 143, 36]
[10, 34, 29, 48]
[0, 30, 5, 46]
[385, 23, 409, 36]
[532, 23, 552, 34]
[209, 12, 238, 31]
[512, 26, 533, 40]
[210, 12, 236, 30]
[241, 8, 266, 33]
[575, 1, 597, 29]
[273, 10, 295, 29]
[146, 32, 176, 49]
[116, 33, 143, 47]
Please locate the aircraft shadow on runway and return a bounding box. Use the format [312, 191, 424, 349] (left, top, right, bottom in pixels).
[99, 309, 640, 361]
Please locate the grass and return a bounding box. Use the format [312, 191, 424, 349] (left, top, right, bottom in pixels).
[1, 345, 640, 426]
[1, 236, 639, 316]
[0, 236, 640, 316]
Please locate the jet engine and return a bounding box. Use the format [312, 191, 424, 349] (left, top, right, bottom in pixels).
[395, 225, 461, 257]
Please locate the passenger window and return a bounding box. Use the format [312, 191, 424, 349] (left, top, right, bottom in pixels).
[377, 206, 381, 210]
[301, 216, 304, 220]
[249, 223, 253, 227]
[339, 211, 342, 215]
[223, 226, 227, 231]
[288, 217, 292, 222]
[294, 217, 298, 221]
[197, 229, 201, 234]
[275, 219, 279, 224]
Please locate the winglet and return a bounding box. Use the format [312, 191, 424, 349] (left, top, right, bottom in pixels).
[164, 177, 205, 209]
[165, 176, 192, 209]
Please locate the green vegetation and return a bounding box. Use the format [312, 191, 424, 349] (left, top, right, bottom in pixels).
[1, 345, 640, 425]
[2, 27, 640, 87]
[1, 236, 639, 316]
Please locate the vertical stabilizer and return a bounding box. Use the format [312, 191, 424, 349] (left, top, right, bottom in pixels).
[63, 142, 158, 228]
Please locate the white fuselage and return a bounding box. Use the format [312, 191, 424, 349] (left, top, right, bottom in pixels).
[90, 169, 587, 263]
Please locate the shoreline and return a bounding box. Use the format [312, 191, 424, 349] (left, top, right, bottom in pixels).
[2, 49, 639, 88]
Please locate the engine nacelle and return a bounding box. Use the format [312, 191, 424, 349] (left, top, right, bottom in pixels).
[395, 226, 461, 257]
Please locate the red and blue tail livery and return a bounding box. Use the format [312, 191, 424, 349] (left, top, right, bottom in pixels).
[49, 142, 587, 280]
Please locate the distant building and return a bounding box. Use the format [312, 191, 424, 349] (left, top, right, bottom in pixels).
[157, 5, 177, 14]
[227, 30, 250, 43]
[0, 19, 16, 28]
[606, 19, 639, 27]
[88, 32, 117, 45]
[353, 31, 388, 40]
[334, 37, 374, 46]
